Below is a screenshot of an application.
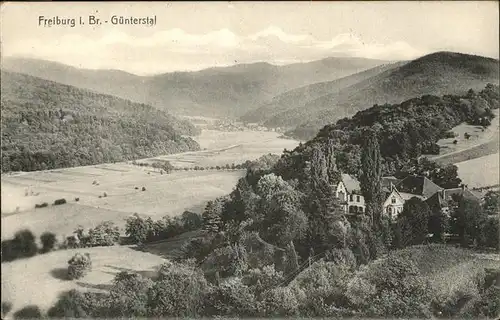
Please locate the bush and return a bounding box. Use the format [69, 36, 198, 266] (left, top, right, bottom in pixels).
[13, 305, 42, 319]
[204, 277, 257, 317]
[40, 232, 57, 253]
[35, 202, 48, 209]
[87, 221, 120, 247]
[53, 198, 67, 205]
[105, 272, 154, 317]
[47, 289, 107, 318]
[481, 217, 499, 249]
[125, 214, 155, 244]
[1, 229, 39, 262]
[1, 301, 13, 318]
[258, 287, 302, 317]
[181, 211, 203, 231]
[74, 197, 80, 202]
[346, 254, 433, 318]
[142, 187, 146, 191]
[147, 261, 210, 317]
[68, 253, 92, 280]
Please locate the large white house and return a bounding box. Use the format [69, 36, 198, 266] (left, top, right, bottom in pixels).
[335, 174, 365, 214]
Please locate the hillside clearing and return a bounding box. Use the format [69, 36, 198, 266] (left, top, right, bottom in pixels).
[1, 246, 167, 316]
[427, 110, 499, 165]
[1, 168, 244, 240]
[456, 153, 500, 188]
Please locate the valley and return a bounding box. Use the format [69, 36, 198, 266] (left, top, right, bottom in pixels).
[0, 129, 300, 241]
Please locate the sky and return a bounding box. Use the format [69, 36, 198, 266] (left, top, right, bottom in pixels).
[1, 1, 499, 75]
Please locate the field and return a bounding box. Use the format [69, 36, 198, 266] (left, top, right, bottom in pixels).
[1, 246, 167, 316]
[1, 130, 300, 241]
[428, 110, 499, 165]
[138, 130, 300, 168]
[456, 153, 500, 188]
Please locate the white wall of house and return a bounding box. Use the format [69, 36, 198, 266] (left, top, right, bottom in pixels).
[335, 180, 366, 213]
[383, 190, 405, 219]
[347, 193, 365, 213]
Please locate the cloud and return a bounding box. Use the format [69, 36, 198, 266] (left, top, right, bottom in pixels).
[3, 26, 426, 74]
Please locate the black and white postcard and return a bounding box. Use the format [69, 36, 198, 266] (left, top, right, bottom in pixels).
[1, 2, 499, 319]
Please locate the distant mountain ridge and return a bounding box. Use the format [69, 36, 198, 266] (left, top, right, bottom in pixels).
[1, 56, 389, 118]
[241, 61, 408, 124]
[247, 51, 499, 139]
[1, 71, 201, 172]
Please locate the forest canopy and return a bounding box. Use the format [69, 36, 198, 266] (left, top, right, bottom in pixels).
[1, 71, 201, 172]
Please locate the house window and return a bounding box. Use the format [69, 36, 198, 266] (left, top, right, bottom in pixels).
[349, 195, 353, 202]
[391, 197, 396, 204]
[356, 195, 360, 202]
[388, 207, 392, 214]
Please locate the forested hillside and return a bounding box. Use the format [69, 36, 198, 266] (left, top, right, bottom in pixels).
[2, 57, 387, 118]
[241, 61, 407, 124]
[259, 52, 499, 139]
[288, 84, 499, 178]
[0, 71, 200, 172]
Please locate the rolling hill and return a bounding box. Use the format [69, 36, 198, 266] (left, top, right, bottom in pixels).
[241, 61, 408, 125]
[255, 52, 499, 139]
[1, 56, 388, 118]
[0, 71, 201, 172]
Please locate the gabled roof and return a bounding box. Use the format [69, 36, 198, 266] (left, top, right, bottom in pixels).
[381, 176, 402, 193]
[341, 173, 361, 193]
[425, 186, 481, 209]
[384, 188, 425, 205]
[443, 187, 481, 202]
[396, 175, 443, 199]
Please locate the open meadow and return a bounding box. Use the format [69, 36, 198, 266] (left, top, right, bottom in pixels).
[456, 153, 500, 189]
[138, 130, 300, 168]
[1, 246, 167, 315]
[428, 110, 499, 165]
[1, 129, 300, 241]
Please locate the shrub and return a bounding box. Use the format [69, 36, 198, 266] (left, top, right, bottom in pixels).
[453, 139, 458, 144]
[479, 217, 499, 249]
[142, 187, 146, 191]
[125, 214, 155, 244]
[40, 232, 57, 253]
[13, 305, 42, 319]
[54, 198, 67, 205]
[181, 211, 203, 231]
[204, 277, 257, 317]
[1, 301, 13, 318]
[105, 272, 154, 317]
[74, 197, 80, 202]
[47, 289, 107, 318]
[1, 229, 39, 262]
[35, 202, 48, 209]
[87, 221, 120, 247]
[67, 253, 92, 280]
[346, 254, 433, 318]
[147, 261, 210, 317]
[258, 287, 302, 317]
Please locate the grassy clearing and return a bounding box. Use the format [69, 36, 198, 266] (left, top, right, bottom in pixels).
[1, 246, 167, 316]
[1, 168, 243, 241]
[1, 130, 298, 241]
[428, 110, 499, 165]
[456, 153, 499, 188]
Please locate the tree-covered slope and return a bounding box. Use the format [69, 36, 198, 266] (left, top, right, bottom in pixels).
[241, 61, 407, 125]
[0, 71, 201, 172]
[2, 56, 387, 118]
[263, 52, 499, 139]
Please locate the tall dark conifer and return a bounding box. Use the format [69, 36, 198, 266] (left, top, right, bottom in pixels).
[360, 129, 383, 228]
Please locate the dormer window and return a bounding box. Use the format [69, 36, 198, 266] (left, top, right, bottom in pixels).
[349, 195, 353, 201]
[356, 195, 360, 202]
